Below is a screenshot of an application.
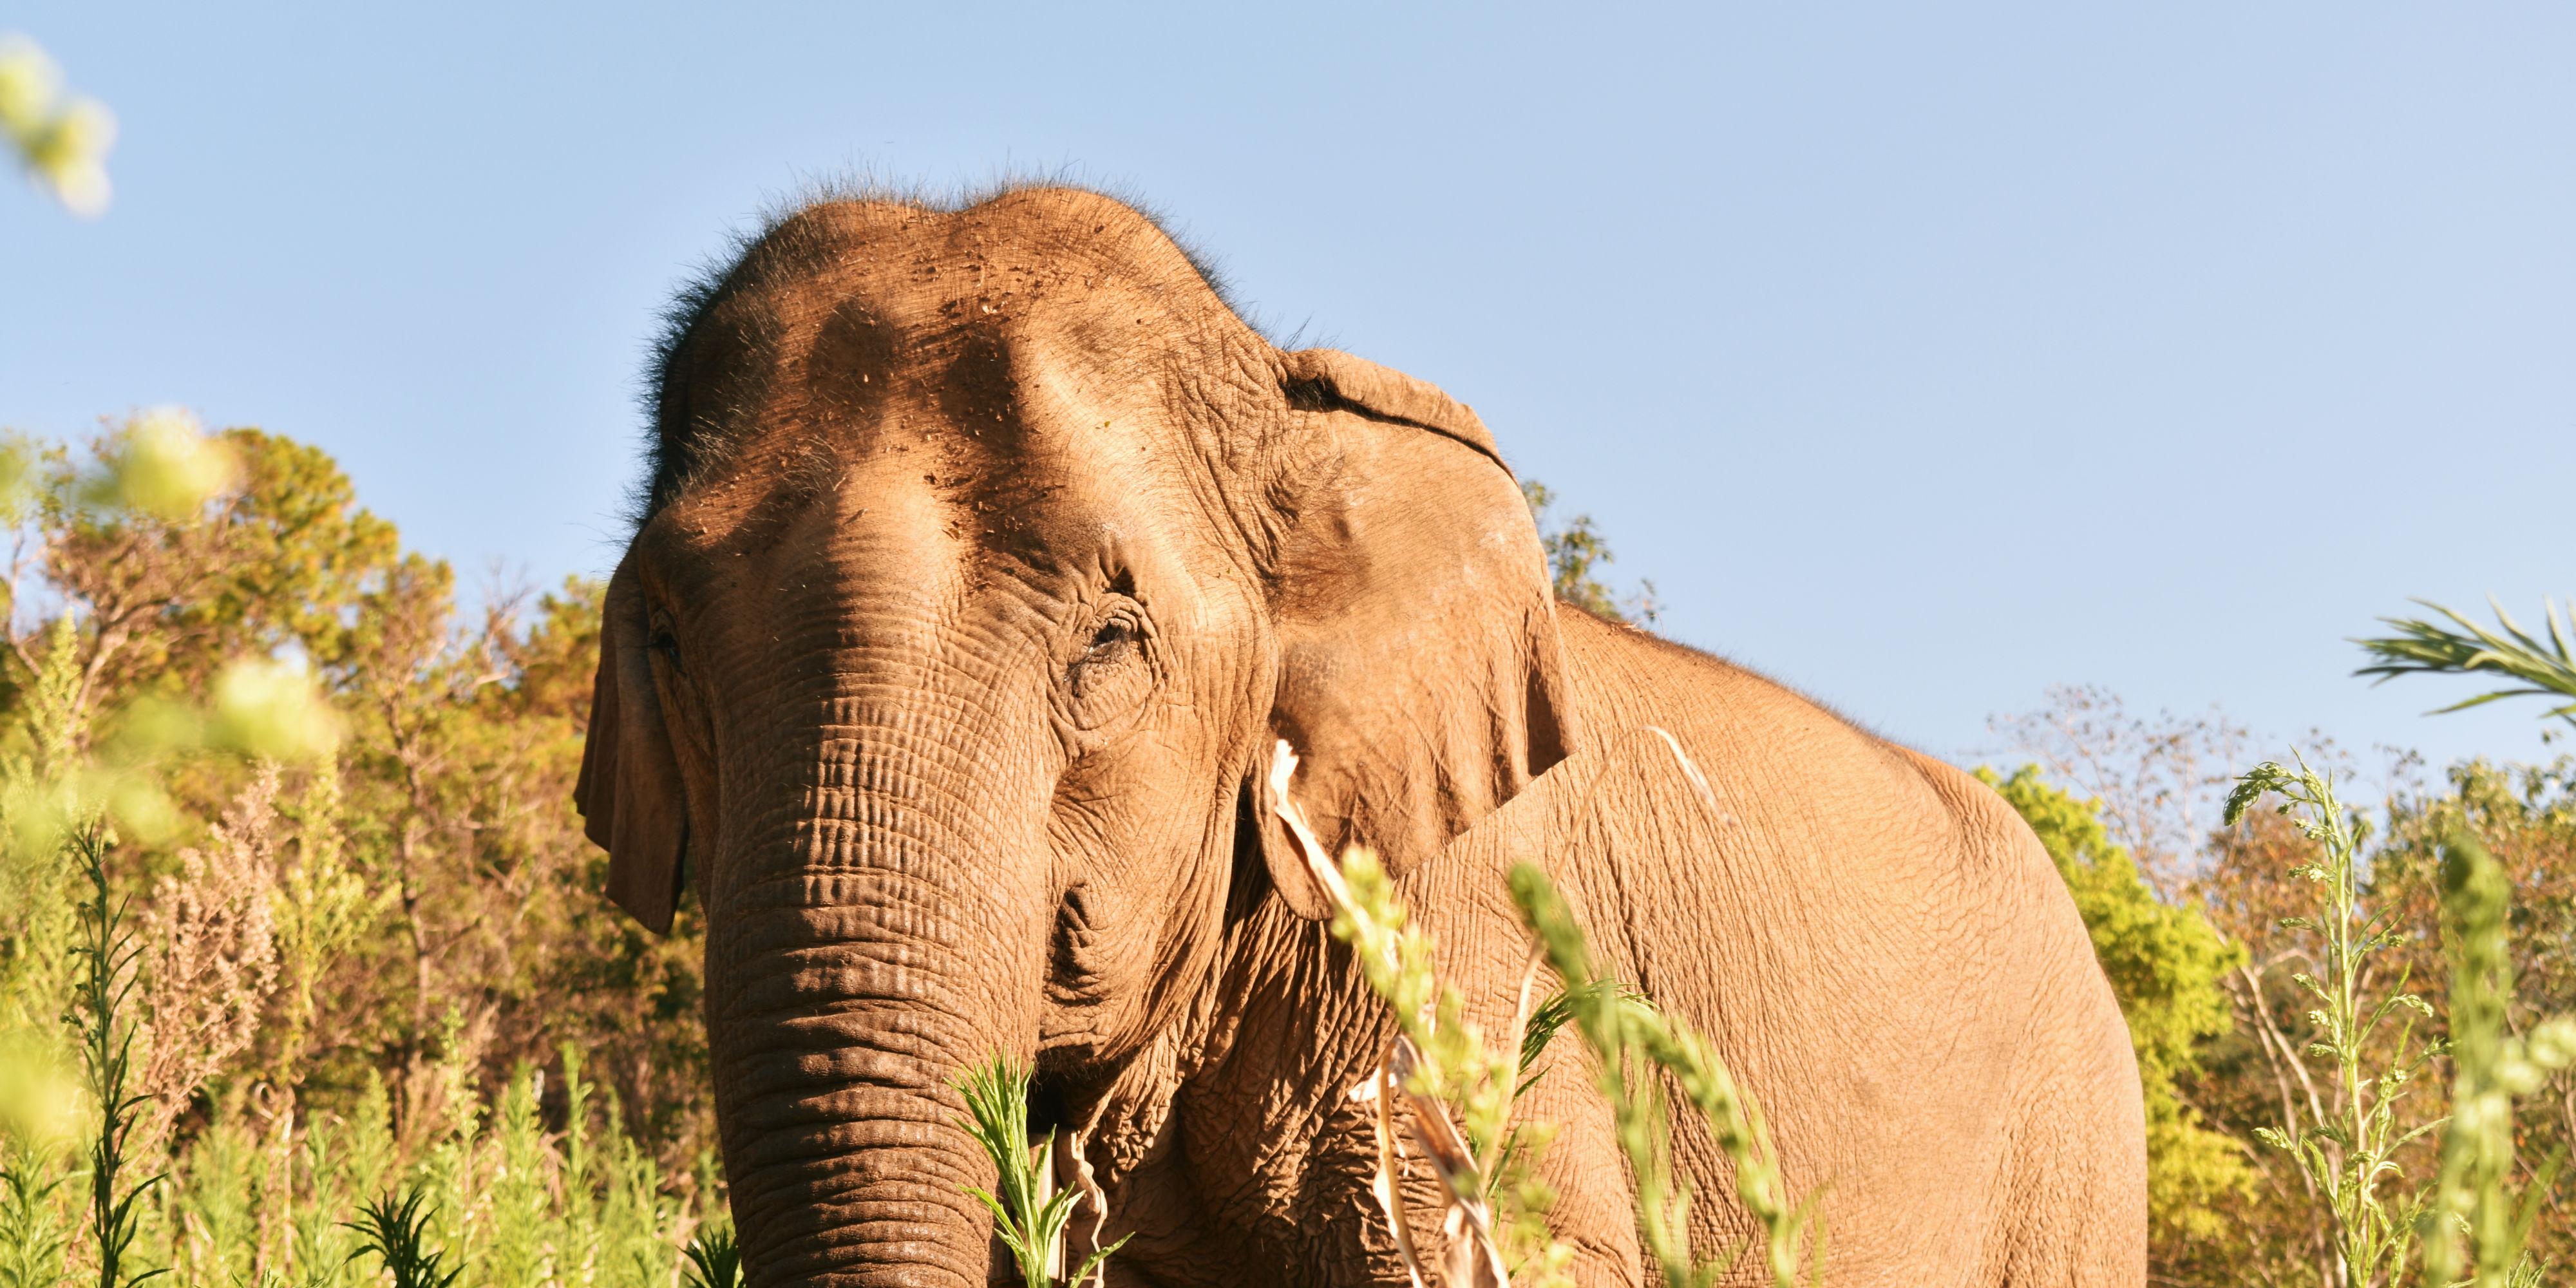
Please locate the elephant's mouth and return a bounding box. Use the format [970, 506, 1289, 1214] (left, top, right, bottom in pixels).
[1026, 1073, 1074, 1143]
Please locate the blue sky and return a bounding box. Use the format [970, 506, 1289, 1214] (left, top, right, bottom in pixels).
[6, 3, 2571, 775]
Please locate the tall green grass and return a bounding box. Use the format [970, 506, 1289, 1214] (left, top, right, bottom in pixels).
[1511, 866, 1819, 1288]
[2419, 828, 2576, 1288]
[0, 822, 724, 1288]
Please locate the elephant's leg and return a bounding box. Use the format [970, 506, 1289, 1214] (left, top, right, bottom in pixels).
[1976, 969, 2148, 1286]
[1514, 1055, 1646, 1287]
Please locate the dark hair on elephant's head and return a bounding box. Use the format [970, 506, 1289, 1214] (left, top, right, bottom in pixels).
[590, 177, 1585, 925]
[629, 173, 1249, 526]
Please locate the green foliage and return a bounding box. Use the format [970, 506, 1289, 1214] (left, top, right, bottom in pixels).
[2226, 755, 2441, 1288]
[1270, 734, 1812, 1286]
[347, 1189, 462, 1288]
[679, 1227, 738, 1288]
[949, 1056, 1127, 1288]
[170, 1119, 256, 1288]
[1522, 480, 1657, 626]
[0, 419, 711, 1288]
[1511, 863, 1819, 1288]
[2356, 598, 2576, 730]
[0, 1151, 70, 1288]
[1268, 734, 1566, 1282]
[289, 1104, 366, 1288]
[1325, 844, 1566, 1285]
[1976, 764, 2251, 1243]
[0, 616, 87, 1053]
[1517, 988, 1582, 1095]
[489, 1068, 551, 1288]
[1327, 847, 1530, 1186]
[312, 1048, 699, 1288]
[195, 430, 402, 673]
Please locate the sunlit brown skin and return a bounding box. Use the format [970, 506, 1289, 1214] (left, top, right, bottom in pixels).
[576, 187, 2146, 1287]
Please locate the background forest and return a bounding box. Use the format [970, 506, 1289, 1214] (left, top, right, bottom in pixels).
[0, 416, 719, 1288]
[1, 414, 2562, 1288]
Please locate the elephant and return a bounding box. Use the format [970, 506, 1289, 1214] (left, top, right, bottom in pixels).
[576, 184, 2146, 1288]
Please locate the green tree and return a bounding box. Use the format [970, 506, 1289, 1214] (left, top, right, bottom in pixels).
[1521, 480, 1657, 625]
[193, 428, 403, 673]
[1978, 764, 2252, 1249]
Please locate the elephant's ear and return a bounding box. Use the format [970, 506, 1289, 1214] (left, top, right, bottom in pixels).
[1254, 348, 1583, 920]
[575, 560, 688, 934]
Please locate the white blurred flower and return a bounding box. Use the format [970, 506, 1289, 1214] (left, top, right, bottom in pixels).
[32, 98, 113, 216]
[2530, 1015, 2576, 1070]
[96, 408, 240, 519]
[0, 35, 115, 218]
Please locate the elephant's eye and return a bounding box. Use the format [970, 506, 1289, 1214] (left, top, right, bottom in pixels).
[1063, 600, 1153, 727]
[1081, 620, 1133, 665]
[649, 616, 684, 674]
[1072, 619, 1137, 699]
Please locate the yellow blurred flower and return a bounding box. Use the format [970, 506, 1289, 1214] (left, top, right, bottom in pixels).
[0, 1022, 80, 1149]
[209, 658, 342, 762]
[0, 40, 50, 126]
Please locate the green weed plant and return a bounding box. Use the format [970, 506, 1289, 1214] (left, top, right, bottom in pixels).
[348, 1189, 462, 1288]
[678, 1226, 739, 1288]
[1264, 738, 1820, 1288]
[2226, 755, 2442, 1288]
[0, 1159, 69, 1288]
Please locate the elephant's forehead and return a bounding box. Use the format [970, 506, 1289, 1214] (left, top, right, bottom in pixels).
[716, 189, 1227, 338]
[667, 192, 1242, 464]
[639, 187, 1274, 573]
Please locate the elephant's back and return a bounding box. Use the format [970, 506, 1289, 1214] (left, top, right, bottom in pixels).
[1550, 605, 2084, 943]
[1547, 607, 2133, 1283]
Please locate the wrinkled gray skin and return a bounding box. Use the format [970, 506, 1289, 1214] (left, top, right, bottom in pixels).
[577, 187, 2146, 1287]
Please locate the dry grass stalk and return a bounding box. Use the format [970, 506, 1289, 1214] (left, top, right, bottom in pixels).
[134, 765, 284, 1160]
[1268, 742, 1520, 1288]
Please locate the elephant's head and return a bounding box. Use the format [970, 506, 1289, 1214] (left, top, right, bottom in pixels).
[576, 187, 1579, 1286]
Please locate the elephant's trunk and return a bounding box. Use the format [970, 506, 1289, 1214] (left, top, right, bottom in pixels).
[707, 681, 1048, 1288]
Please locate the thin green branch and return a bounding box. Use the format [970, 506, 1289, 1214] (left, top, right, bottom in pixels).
[1510, 862, 1821, 1288]
[65, 822, 163, 1288]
